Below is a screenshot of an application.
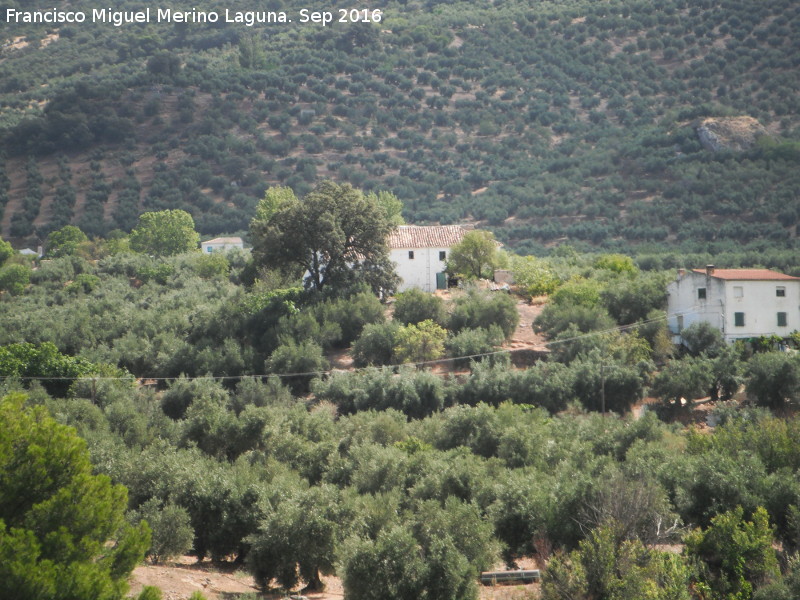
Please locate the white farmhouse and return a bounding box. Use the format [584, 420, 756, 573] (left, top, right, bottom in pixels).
[666, 266, 800, 343]
[388, 225, 471, 293]
[201, 237, 244, 253]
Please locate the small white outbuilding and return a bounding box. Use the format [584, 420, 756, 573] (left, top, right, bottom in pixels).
[388, 225, 471, 293]
[200, 237, 244, 253]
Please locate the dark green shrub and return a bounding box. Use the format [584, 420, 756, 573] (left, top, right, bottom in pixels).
[535, 304, 615, 338]
[247, 485, 347, 591]
[313, 367, 446, 419]
[651, 355, 715, 406]
[131, 498, 194, 564]
[680, 321, 725, 357]
[393, 288, 446, 326]
[274, 312, 342, 349]
[161, 376, 230, 420]
[317, 291, 385, 345]
[181, 394, 238, 458]
[511, 361, 577, 413]
[230, 377, 292, 415]
[448, 289, 519, 340]
[445, 326, 504, 367]
[267, 340, 329, 395]
[600, 273, 667, 325]
[746, 352, 800, 409]
[0, 264, 31, 295]
[352, 322, 401, 367]
[451, 358, 514, 407]
[570, 353, 645, 413]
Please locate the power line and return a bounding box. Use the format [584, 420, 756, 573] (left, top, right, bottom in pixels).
[542, 307, 699, 346]
[0, 308, 701, 383]
[0, 348, 515, 383]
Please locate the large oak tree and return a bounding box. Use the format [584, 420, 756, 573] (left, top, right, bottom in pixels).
[250, 181, 398, 295]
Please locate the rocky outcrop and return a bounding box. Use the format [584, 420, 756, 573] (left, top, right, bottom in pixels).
[695, 116, 769, 152]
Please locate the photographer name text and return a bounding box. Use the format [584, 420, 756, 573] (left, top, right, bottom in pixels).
[5, 7, 383, 27]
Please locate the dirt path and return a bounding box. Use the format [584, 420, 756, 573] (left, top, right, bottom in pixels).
[129, 558, 539, 599]
[129, 557, 259, 599]
[508, 299, 548, 351]
[129, 559, 346, 600]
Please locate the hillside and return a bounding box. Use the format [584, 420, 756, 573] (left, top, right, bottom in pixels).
[1, 0, 799, 254]
[4, 236, 800, 598]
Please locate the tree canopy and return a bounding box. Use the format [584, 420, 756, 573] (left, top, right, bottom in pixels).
[1, 230, 800, 600]
[685, 506, 780, 599]
[46, 225, 88, 258]
[250, 181, 397, 295]
[0, 0, 799, 258]
[367, 190, 405, 227]
[447, 230, 503, 280]
[0, 394, 150, 600]
[129, 210, 199, 257]
[0, 263, 31, 297]
[0, 236, 12, 266]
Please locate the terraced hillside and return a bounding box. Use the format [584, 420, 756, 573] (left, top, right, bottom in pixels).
[0, 0, 799, 254]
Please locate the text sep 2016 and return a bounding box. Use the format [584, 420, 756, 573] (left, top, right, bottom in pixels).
[4, 8, 383, 27]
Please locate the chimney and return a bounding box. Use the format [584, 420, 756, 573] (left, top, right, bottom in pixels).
[677, 268, 686, 277]
[706, 264, 715, 277]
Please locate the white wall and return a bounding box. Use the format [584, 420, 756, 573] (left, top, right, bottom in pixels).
[201, 241, 243, 253]
[667, 272, 725, 336]
[390, 246, 449, 293]
[720, 279, 799, 338]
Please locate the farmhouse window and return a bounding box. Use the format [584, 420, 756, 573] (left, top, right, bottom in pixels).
[439, 251, 446, 261]
[408, 251, 414, 259]
[733, 286, 743, 298]
[778, 312, 788, 327]
[697, 288, 706, 300]
[777, 287, 786, 297]
[734, 312, 745, 327]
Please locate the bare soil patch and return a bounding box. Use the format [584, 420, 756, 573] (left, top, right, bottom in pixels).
[128, 557, 259, 600]
[129, 557, 539, 599]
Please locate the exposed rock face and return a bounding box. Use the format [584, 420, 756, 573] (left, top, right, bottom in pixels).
[695, 116, 769, 152]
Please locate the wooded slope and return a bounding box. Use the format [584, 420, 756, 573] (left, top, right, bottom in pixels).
[1, 0, 798, 254]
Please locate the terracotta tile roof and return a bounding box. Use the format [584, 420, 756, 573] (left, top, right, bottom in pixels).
[692, 268, 800, 281]
[388, 225, 470, 249]
[203, 237, 243, 245]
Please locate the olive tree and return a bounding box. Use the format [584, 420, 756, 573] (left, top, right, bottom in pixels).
[247, 485, 350, 592]
[746, 352, 800, 408]
[339, 498, 497, 600]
